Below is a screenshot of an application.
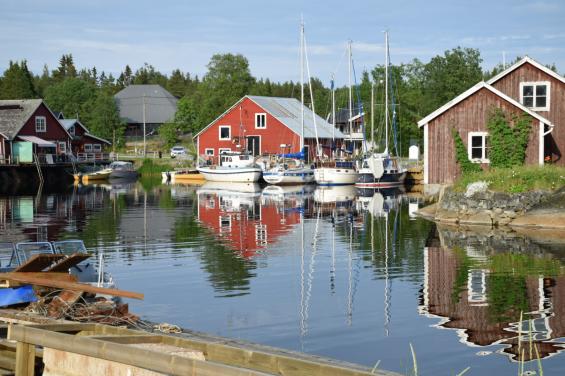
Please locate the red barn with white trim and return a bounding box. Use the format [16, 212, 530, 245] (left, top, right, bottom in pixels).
[194, 96, 345, 162]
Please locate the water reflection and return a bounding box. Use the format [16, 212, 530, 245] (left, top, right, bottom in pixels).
[3, 180, 565, 373]
[421, 224, 565, 362]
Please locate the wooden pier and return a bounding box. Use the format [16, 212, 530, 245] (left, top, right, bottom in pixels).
[0, 310, 399, 376]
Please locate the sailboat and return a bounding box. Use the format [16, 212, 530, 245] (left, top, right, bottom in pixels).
[314, 41, 359, 186]
[356, 31, 406, 188]
[262, 22, 315, 185]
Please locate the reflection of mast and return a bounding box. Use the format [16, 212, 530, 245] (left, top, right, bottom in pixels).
[299, 209, 306, 347]
[384, 210, 390, 336]
[330, 210, 336, 294]
[347, 216, 353, 325]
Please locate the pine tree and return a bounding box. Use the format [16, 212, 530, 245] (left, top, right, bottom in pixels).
[0, 60, 37, 99]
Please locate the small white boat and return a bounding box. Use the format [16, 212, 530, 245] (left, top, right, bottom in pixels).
[262, 161, 315, 185]
[197, 152, 262, 183]
[314, 160, 358, 186]
[109, 161, 139, 180]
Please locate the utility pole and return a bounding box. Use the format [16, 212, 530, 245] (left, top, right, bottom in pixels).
[142, 93, 147, 156]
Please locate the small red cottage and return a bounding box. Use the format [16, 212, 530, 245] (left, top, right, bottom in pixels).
[59, 118, 111, 157]
[418, 57, 564, 186]
[0, 99, 72, 163]
[194, 95, 345, 162]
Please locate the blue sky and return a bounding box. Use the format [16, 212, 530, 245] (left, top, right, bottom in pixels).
[2, 0, 564, 86]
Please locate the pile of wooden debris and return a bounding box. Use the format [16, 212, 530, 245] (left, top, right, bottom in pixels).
[0, 253, 143, 326]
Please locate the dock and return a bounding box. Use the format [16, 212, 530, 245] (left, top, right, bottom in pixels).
[0, 310, 399, 376]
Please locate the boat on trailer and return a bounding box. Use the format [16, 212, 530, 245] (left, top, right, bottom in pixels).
[197, 152, 262, 183]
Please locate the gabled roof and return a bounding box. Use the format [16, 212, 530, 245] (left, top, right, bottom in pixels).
[327, 107, 365, 124]
[60, 119, 111, 144]
[417, 81, 554, 128]
[60, 119, 88, 133]
[194, 95, 346, 140]
[0, 99, 43, 140]
[487, 56, 565, 86]
[114, 84, 178, 124]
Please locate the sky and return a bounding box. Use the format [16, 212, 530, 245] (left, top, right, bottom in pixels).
[1, 0, 564, 86]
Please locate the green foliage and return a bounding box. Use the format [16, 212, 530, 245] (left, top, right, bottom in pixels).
[44, 77, 96, 118]
[82, 91, 125, 147]
[173, 96, 199, 134]
[451, 128, 482, 174]
[137, 158, 174, 175]
[487, 275, 529, 323]
[0, 61, 37, 99]
[52, 54, 77, 82]
[487, 108, 532, 168]
[454, 165, 565, 193]
[159, 122, 179, 148]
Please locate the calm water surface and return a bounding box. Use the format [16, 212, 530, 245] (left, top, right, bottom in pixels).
[1, 180, 565, 375]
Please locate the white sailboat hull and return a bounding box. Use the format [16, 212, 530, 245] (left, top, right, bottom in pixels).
[314, 167, 358, 186]
[263, 167, 315, 185]
[197, 166, 262, 182]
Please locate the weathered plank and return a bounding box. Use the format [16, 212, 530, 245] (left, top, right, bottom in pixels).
[15, 342, 34, 376]
[13, 255, 65, 273]
[46, 254, 90, 272]
[0, 273, 143, 300]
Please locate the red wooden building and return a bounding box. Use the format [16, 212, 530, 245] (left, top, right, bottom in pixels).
[418, 57, 564, 185]
[59, 118, 111, 157]
[0, 99, 72, 163]
[194, 96, 345, 162]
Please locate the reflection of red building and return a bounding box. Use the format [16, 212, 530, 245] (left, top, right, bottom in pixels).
[197, 191, 302, 258]
[420, 246, 565, 361]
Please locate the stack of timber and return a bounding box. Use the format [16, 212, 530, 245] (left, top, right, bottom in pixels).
[2, 320, 399, 376]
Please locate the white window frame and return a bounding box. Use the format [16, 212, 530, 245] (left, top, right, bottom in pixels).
[467, 131, 489, 164]
[519, 81, 550, 111]
[255, 113, 267, 129]
[205, 148, 214, 156]
[219, 125, 231, 140]
[84, 144, 93, 152]
[255, 224, 267, 245]
[92, 144, 102, 152]
[219, 148, 231, 155]
[35, 116, 46, 133]
[58, 142, 66, 153]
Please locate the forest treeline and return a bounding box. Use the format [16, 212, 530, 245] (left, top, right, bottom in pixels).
[0, 48, 559, 153]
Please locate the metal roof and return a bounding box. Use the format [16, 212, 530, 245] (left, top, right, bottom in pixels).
[0, 99, 43, 140]
[246, 96, 345, 139]
[114, 84, 178, 124]
[18, 135, 56, 147]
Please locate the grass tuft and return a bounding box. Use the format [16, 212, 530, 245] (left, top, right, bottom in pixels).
[453, 165, 565, 193]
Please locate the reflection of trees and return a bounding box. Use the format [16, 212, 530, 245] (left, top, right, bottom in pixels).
[174, 205, 256, 298]
[356, 201, 432, 280]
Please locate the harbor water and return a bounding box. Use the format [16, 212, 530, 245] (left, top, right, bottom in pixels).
[1, 179, 564, 375]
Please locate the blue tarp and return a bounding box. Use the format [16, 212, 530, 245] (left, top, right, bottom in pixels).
[0, 285, 37, 307]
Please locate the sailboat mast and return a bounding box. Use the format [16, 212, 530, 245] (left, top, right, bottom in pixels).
[371, 82, 374, 151]
[300, 21, 305, 151]
[348, 40, 353, 152]
[332, 73, 336, 145]
[384, 31, 389, 154]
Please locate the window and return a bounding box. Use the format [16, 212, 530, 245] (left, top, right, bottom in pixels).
[68, 126, 75, 136]
[93, 144, 102, 152]
[520, 81, 550, 111]
[205, 148, 214, 156]
[255, 113, 267, 129]
[58, 142, 66, 153]
[255, 224, 267, 246]
[467, 269, 488, 304]
[35, 116, 46, 132]
[467, 132, 489, 163]
[84, 144, 93, 152]
[219, 126, 231, 140]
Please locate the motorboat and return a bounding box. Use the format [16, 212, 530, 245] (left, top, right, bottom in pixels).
[262, 158, 315, 185]
[109, 161, 139, 180]
[0, 240, 114, 289]
[162, 168, 205, 184]
[75, 167, 112, 183]
[197, 152, 262, 182]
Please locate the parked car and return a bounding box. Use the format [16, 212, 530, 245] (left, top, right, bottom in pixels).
[170, 146, 187, 158]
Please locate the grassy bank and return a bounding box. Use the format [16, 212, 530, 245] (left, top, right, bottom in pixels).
[453, 165, 565, 193]
[136, 159, 182, 176]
